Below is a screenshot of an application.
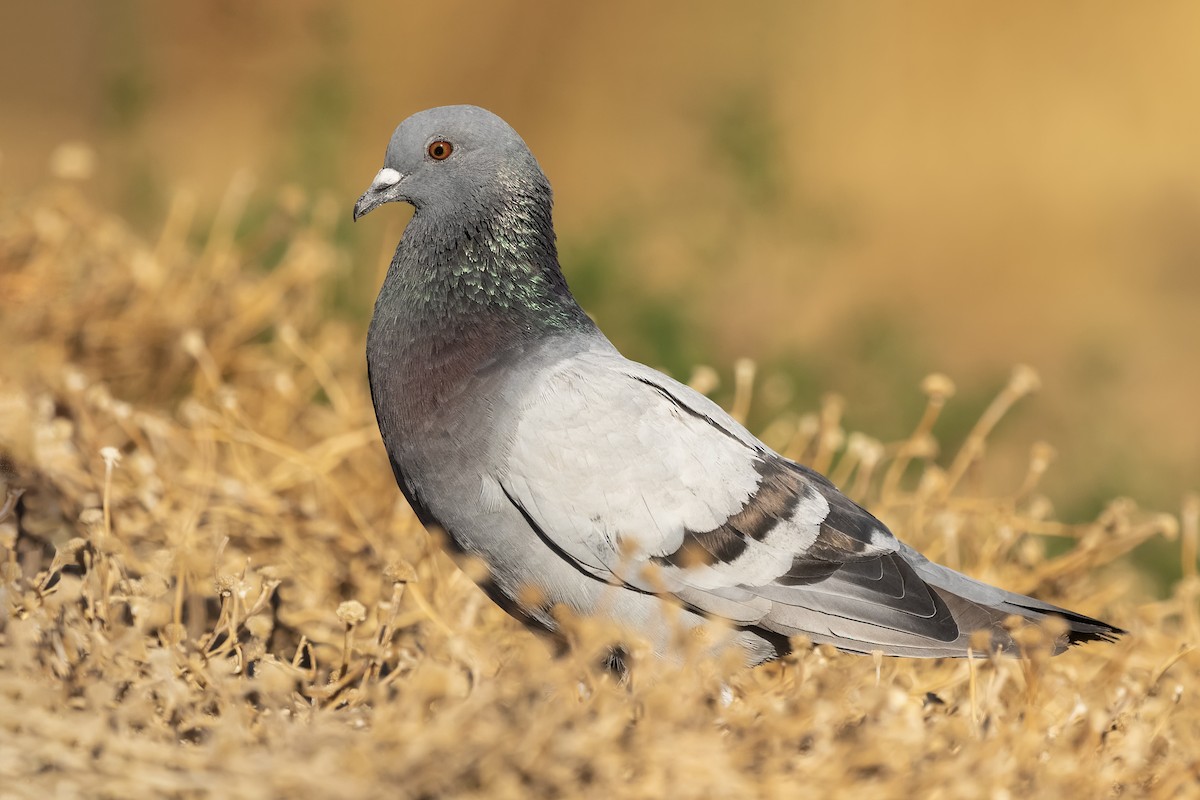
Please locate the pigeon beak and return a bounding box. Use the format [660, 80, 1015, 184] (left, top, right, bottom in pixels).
[353, 167, 405, 221]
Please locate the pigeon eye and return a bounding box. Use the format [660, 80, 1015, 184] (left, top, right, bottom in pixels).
[428, 140, 453, 160]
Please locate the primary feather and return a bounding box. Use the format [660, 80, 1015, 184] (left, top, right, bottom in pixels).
[355, 104, 1121, 663]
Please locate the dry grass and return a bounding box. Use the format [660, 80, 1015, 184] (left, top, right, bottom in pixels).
[1, 185, 1197, 799]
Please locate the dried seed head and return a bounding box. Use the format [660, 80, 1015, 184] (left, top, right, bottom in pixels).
[1026, 495, 1054, 520]
[820, 392, 845, 417]
[907, 433, 939, 459]
[687, 365, 720, 395]
[63, 368, 88, 393]
[917, 465, 947, 496]
[1040, 614, 1069, 641]
[384, 560, 417, 585]
[1029, 441, 1057, 471]
[795, 413, 819, 437]
[617, 535, 644, 560]
[821, 427, 845, 452]
[920, 373, 956, 401]
[336, 600, 367, 626]
[278, 324, 300, 347]
[216, 387, 238, 411]
[273, 372, 296, 396]
[968, 629, 993, 653]
[517, 583, 547, 609]
[1008, 364, 1041, 395]
[845, 432, 870, 456]
[734, 358, 756, 386]
[245, 615, 273, 640]
[1157, 513, 1181, 541]
[50, 142, 96, 181]
[180, 330, 205, 357]
[458, 554, 491, 583]
[100, 447, 121, 469]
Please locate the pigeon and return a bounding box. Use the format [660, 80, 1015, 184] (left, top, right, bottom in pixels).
[353, 104, 1121, 663]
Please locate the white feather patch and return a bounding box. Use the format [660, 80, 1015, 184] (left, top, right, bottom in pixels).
[502, 351, 763, 590]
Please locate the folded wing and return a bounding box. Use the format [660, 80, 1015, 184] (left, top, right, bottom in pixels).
[498, 349, 1119, 657]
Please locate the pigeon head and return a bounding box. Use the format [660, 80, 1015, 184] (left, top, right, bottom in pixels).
[353, 105, 547, 221]
[357, 105, 589, 345]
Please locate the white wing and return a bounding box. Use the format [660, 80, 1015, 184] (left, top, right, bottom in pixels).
[497, 350, 900, 626]
[494, 349, 1121, 656]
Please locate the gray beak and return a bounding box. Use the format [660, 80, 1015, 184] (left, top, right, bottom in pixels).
[352, 167, 405, 221]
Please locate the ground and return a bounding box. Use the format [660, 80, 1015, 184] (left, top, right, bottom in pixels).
[1, 187, 1196, 799]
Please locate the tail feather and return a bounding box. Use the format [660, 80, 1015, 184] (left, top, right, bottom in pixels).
[750, 545, 1123, 658]
[993, 595, 1125, 645]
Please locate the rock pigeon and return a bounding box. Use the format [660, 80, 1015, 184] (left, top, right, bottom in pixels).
[353, 105, 1121, 663]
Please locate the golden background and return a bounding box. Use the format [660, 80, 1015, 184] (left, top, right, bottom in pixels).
[3, 2, 1197, 563]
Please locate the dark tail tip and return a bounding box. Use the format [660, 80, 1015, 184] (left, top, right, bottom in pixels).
[1014, 602, 1125, 647]
[1065, 625, 1125, 645]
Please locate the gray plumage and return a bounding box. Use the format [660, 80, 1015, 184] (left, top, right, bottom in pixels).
[353, 104, 1121, 663]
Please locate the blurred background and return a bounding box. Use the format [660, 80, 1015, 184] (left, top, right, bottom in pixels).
[2, 1, 1196, 576]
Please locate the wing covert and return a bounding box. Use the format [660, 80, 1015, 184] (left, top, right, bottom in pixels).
[498, 351, 899, 614]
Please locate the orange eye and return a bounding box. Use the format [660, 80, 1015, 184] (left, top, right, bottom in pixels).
[428, 140, 453, 160]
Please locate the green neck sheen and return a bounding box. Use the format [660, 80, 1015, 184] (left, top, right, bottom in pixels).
[386, 191, 589, 336]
